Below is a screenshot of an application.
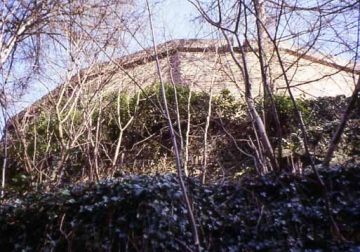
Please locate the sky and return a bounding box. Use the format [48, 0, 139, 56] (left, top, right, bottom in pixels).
[6, 0, 360, 115]
[17, 0, 203, 111]
[154, 0, 201, 39]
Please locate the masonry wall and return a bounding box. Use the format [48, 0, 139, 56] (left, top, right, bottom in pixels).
[100, 57, 171, 95]
[76, 43, 357, 102]
[12, 40, 358, 135]
[269, 50, 355, 98]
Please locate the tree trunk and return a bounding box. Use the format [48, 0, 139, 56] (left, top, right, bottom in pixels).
[322, 77, 360, 167]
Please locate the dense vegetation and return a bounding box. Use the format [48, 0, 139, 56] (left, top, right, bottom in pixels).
[2, 85, 360, 251]
[5, 85, 246, 188]
[1, 0, 359, 250]
[1, 167, 360, 251]
[5, 84, 360, 189]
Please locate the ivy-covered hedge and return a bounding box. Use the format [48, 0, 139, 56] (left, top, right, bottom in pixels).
[1, 167, 360, 251]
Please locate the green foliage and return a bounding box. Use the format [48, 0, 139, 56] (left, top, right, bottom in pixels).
[99, 84, 247, 177]
[305, 95, 348, 123]
[213, 89, 245, 120]
[1, 167, 360, 251]
[4, 84, 249, 187]
[5, 85, 360, 187]
[274, 95, 309, 122]
[262, 94, 310, 135]
[101, 91, 133, 141]
[276, 95, 360, 167]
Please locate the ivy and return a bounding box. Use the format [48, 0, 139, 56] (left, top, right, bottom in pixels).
[1, 167, 360, 251]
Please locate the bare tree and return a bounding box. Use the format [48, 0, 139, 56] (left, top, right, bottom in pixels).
[1, 0, 141, 188]
[189, 0, 279, 172]
[188, 0, 360, 240]
[146, 1, 201, 250]
[0, 0, 56, 193]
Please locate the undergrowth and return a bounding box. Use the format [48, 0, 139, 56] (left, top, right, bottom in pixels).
[1, 166, 360, 251]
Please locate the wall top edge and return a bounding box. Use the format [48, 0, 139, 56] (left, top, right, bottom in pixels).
[101, 39, 358, 75]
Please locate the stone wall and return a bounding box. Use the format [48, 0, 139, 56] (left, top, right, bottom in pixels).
[86, 39, 357, 102]
[18, 39, 359, 119]
[269, 49, 356, 97]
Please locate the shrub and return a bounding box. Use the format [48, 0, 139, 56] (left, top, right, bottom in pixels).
[1, 167, 360, 251]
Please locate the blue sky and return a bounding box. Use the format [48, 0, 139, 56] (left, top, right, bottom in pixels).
[10, 0, 360, 113]
[17, 0, 203, 110]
